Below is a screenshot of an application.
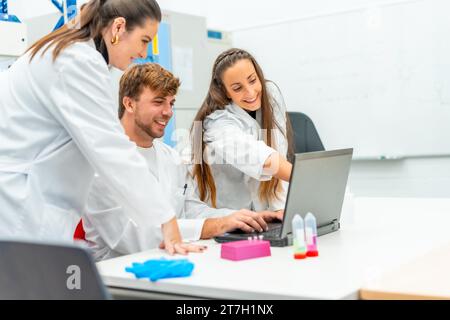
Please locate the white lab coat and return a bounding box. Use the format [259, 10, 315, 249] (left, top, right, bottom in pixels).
[0, 40, 175, 242]
[185, 82, 289, 217]
[83, 140, 224, 261]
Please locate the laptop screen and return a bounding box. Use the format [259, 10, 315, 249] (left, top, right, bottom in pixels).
[281, 149, 353, 238]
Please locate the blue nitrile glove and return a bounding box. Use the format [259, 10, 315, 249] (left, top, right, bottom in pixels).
[125, 258, 195, 282]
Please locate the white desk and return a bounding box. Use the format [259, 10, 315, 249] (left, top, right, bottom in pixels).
[97, 197, 450, 299]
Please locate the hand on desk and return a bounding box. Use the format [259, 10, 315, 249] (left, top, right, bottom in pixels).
[158, 241, 207, 256]
[161, 217, 208, 256]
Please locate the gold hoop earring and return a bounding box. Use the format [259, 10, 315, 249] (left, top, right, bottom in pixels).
[111, 35, 119, 45]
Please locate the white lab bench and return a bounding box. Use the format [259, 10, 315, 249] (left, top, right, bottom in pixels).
[96, 197, 450, 300]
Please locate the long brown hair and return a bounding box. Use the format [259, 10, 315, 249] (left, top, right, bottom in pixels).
[191, 48, 294, 208]
[27, 0, 162, 62]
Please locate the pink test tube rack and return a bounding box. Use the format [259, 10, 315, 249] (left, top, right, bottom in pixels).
[221, 239, 271, 261]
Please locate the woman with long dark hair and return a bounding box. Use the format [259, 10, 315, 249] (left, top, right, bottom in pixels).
[188, 48, 293, 227]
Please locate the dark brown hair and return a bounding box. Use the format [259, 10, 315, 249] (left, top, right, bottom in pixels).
[118, 63, 180, 119]
[191, 48, 294, 208]
[27, 0, 161, 62]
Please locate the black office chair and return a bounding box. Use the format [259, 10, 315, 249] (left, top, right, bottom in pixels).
[0, 240, 110, 300]
[287, 112, 325, 154]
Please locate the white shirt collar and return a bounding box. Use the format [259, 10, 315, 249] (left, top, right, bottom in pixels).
[227, 102, 262, 125]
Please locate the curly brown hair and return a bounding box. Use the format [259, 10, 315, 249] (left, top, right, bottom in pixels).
[118, 63, 180, 119]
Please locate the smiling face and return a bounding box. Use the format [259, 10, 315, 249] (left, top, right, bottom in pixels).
[221, 58, 263, 112]
[133, 87, 175, 139]
[119, 63, 180, 147]
[107, 18, 159, 71]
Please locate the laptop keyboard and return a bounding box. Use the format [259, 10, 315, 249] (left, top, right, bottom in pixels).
[228, 223, 282, 238]
[258, 225, 282, 238]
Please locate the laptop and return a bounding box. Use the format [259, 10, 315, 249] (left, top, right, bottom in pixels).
[0, 240, 111, 300]
[214, 148, 353, 247]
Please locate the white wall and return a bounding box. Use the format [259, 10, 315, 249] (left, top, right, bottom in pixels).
[10, 0, 405, 30]
[8, 0, 450, 198]
[349, 157, 450, 198]
[159, 0, 403, 31]
[228, 0, 450, 199]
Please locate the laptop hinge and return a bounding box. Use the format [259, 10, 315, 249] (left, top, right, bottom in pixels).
[318, 219, 340, 231]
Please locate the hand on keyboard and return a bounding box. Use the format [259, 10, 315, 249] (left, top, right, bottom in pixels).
[257, 210, 284, 223]
[221, 209, 268, 233]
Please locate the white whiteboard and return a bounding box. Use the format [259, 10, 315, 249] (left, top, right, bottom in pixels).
[233, 0, 450, 159]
